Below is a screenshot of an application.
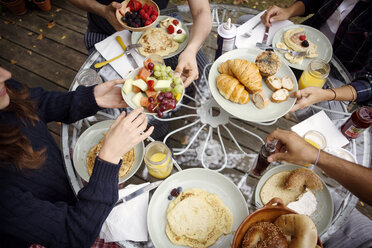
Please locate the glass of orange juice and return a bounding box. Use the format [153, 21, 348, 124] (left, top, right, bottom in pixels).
[144, 141, 173, 179]
[303, 130, 327, 167]
[298, 59, 330, 90]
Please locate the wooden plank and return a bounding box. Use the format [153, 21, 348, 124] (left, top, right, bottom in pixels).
[36, 5, 88, 33]
[0, 58, 66, 92]
[0, 20, 87, 71]
[1, 11, 88, 54]
[0, 38, 76, 90]
[52, 0, 88, 18]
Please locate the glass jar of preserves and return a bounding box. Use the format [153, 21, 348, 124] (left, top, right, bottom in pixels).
[340, 106, 372, 139]
[144, 141, 173, 179]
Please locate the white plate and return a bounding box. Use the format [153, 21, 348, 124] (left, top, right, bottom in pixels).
[148, 168, 249, 247]
[73, 120, 144, 184]
[121, 67, 184, 115]
[272, 24, 333, 70]
[208, 48, 297, 123]
[254, 163, 334, 236]
[131, 15, 189, 59]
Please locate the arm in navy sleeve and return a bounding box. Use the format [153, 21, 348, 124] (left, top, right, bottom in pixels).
[296, 0, 325, 15]
[0, 158, 120, 248]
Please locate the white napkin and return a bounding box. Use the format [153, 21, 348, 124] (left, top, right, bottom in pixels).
[99, 182, 150, 242]
[235, 11, 293, 49]
[291, 111, 349, 148]
[95, 30, 145, 79]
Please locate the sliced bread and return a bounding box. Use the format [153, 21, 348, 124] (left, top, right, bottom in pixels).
[252, 90, 269, 109]
[271, 89, 289, 103]
[281, 76, 294, 91]
[265, 76, 282, 91]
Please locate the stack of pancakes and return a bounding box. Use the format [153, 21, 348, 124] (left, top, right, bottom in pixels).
[86, 137, 135, 179]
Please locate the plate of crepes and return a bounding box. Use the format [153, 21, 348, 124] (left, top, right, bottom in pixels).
[272, 24, 333, 70]
[147, 168, 249, 248]
[208, 48, 297, 123]
[131, 15, 189, 59]
[121, 58, 184, 117]
[73, 120, 144, 184]
[254, 163, 334, 236]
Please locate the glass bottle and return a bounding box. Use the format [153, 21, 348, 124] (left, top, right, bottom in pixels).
[144, 141, 173, 179]
[215, 18, 237, 60]
[298, 58, 330, 89]
[340, 106, 372, 139]
[251, 139, 278, 177]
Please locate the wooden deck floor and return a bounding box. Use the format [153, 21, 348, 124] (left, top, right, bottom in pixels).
[1, 0, 371, 222]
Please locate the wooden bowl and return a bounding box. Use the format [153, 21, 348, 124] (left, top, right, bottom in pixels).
[232, 198, 323, 248]
[116, 0, 159, 32]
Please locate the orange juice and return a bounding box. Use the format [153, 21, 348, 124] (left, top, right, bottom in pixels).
[144, 141, 173, 179]
[298, 59, 330, 90]
[303, 130, 327, 167]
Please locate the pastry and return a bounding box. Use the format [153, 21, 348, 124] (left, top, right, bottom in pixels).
[217, 60, 234, 76]
[255, 51, 281, 77]
[216, 74, 250, 104]
[284, 168, 323, 192]
[230, 59, 262, 93]
[242, 222, 288, 248]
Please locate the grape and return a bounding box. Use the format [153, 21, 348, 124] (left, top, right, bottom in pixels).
[164, 87, 172, 92]
[159, 103, 167, 112]
[168, 71, 174, 77]
[161, 71, 167, 77]
[157, 94, 164, 102]
[165, 91, 173, 99]
[148, 103, 155, 113]
[174, 77, 182, 85]
[162, 98, 170, 105]
[161, 65, 166, 71]
[148, 97, 154, 103]
[156, 109, 163, 118]
[174, 84, 183, 94]
[147, 62, 154, 70]
[166, 66, 172, 73]
[169, 99, 176, 109]
[154, 71, 161, 78]
[154, 64, 160, 71]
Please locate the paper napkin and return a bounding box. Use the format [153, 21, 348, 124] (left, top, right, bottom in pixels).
[291, 111, 349, 148]
[95, 30, 145, 79]
[235, 11, 293, 49]
[99, 182, 150, 242]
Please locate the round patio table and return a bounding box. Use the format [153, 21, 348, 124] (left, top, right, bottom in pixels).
[61, 4, 371, 247]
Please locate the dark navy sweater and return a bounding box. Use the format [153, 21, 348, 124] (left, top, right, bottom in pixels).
[0, 79, 121, 248]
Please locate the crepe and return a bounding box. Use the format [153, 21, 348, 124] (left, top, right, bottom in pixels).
[166, 188, 233, 248]
[137, 28, 179, 57]
[260, 171, 304, 205]
[86, 137, 135, 179]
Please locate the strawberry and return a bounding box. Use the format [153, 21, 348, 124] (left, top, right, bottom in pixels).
[145, 20, 151, 26]
[152, 10, 158, 17]
[128, 0, 135, 12]
[133, 0, 142, 11]
[299, 35, 306, 41]
[147, 80, 155, 91]
[151, 14, 157, 21]
[167, 24, 175, 34]
[143, 4, 148, 10]
[172, 19, 179, 26]
[139, 9, 145, 16]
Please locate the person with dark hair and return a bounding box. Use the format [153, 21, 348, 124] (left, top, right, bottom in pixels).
[67, 0, 212, 88]
[0, 66, 153, 247]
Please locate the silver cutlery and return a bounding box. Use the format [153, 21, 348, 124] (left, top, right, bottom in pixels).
[242, 20, 261, 38]
[256, 26, 270, 49]
[115, 180, 163, 206]
[256, 43, 307, 57]
[94, 43, 142, 69]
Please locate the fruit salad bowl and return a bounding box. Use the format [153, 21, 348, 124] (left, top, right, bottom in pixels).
[116, 0, 159, 32]
[121, 59, 184, 117]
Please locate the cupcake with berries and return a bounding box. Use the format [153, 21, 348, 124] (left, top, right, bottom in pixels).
[116, 0, 159, 31]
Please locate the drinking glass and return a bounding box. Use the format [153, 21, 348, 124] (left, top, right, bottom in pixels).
[298, 59, 330, 90]
[76, 68, 103, 86]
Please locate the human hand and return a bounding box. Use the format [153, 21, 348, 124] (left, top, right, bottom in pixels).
[290, 87, 330, 112]
[103, 1, 124, 31]
[94, 79, 128, 109]
[175, 49, 199, 88]
[261, 5, 291, 27]
[99, 108, 154, 164]
[266, 129, 318, 166]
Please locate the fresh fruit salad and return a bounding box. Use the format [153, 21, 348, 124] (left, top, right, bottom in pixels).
[119, 0, 159, 28]
[122, 58, 184, 117]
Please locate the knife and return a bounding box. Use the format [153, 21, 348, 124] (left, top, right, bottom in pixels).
[114, 180, 163, 207]
[116, 35, 139, 69]
[256, 26, 270, 50]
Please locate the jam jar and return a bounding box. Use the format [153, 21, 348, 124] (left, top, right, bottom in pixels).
[340, 106, 372, 139]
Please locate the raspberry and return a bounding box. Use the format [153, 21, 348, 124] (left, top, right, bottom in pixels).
[172, 19, 179, 26]
[144, 20, 151, 26]
[170, 188, 179, 197]
[299, 35, 306, 41]
[177, 29, 182, 34]
[167, 25, 175, 34]
[151, 14, 157, 21]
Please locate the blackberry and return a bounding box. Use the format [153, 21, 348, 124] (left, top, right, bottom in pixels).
[301, 40, 309, 47]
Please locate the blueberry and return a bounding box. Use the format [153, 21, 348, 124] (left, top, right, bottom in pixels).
[301, 40, 309, 47]
[135, 18, 141, 24]
[121, 17, 126, 23]
[177, 187, 182, 192]
[125, 12, 131, 19]
[168, 195, 173, 200]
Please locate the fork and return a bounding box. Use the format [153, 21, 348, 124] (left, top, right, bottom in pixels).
[94, 44, 142, 69]
[256, 43, 307, 57]
[242, 20, 261, 38]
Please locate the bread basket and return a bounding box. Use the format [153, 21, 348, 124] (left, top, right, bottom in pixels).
[232, 197, 323, 248]
[116, 0, 159, 32]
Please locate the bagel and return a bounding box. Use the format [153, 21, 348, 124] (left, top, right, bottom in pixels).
[284, 168, 323, 192]
[242, 221, 288, 248]
[274, 214, 317, 248]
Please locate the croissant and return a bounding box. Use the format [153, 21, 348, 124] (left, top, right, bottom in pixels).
[218, 60, 234, 76]
[216, 74, 249, 104]
[230, 59, 262, 94]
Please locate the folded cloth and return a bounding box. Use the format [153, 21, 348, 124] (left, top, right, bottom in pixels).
[291, 110, 349, 148]
[99, 182, 150, 242]
[95, 30, 145, 79]
[235, 11, 293, 49]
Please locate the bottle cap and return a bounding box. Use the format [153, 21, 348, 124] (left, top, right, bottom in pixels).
[218, 18, 237, 39]
[265, 139, 278, 152]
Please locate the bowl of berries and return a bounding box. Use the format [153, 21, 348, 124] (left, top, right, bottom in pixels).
[116, 0, 159, 32]
[121, 58, 184, 117]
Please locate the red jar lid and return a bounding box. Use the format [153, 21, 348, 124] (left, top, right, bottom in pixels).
[357, 106, 372, 124]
